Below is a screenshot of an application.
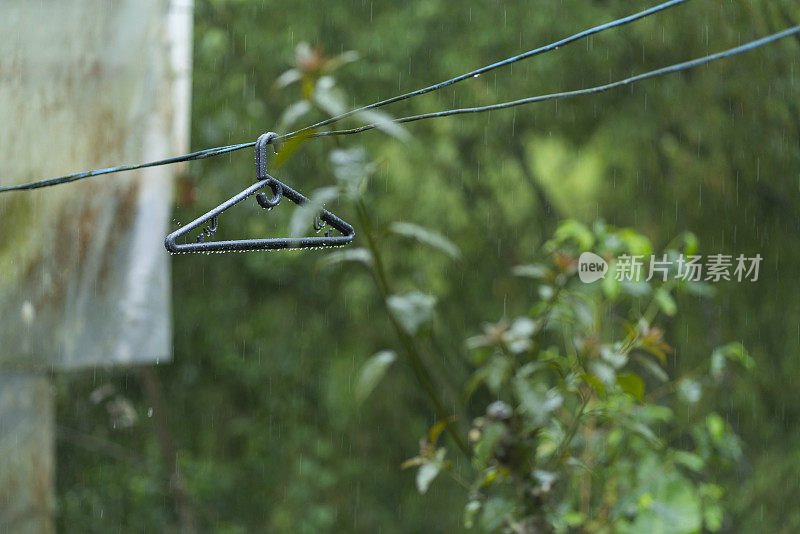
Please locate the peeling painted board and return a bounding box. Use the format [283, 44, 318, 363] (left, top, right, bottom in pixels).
[0, 372, 54, 533]
[0, 0, 193, 369]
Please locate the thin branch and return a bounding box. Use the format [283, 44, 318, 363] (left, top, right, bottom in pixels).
[355, 199, 472, 458]
[140, 368, 198, 534]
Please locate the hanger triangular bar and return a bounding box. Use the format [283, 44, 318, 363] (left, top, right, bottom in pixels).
[165, 131, 355, 253]
[164, 175, 355, 253]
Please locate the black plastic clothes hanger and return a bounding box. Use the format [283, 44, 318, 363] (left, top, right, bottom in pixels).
[164, 133, 355, 253]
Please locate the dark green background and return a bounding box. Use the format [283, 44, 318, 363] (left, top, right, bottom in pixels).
[56, 1, 800, 531]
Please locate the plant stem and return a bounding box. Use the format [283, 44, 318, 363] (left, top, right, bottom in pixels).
[355, 199, 472, 459]
[551, 393, 589, 468]
[140, 368, 198, 534]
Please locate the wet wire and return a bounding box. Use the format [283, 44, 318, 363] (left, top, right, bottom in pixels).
[0, 0, 688, 193]
[311, 25, 800, 138]
[286, 0, 689, 137]
[2, 5, 798, 193]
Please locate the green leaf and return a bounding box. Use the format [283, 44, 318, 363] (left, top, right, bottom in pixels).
[620, 460, 701, 534]
[621, 280, 651, 298]
[590, 360, 616, 386]
[273, 128, 314, 168]
[479, 496, 515, 532]
[513, 378, 563, 426]
[355, 109, 411, 141]
[321, 50, 360, 73]
[318, 247, 373, 269]
[355, 350, 397, 403]
[602, 264, 621, 301]
[564, 457, 596, 476]
[387, 292, 437, 335]
[582, 372, 607, 397]
[700, 483, 724, 532]
[538, 284, 555, 302]
[329, 148, 373, 198]
[602, 344, 628, 369]
[634, 354, 669, 382]
[475, 422, 505, 467]
[512, 263, 550, 279]
[485, 355, 513, 394]
[464, 366, 491, 401]
[617, 373, 645, 401]
[700, 483, 723, 500]
[704, 504, 723, 532]
[561, 511, 585, 527]
[428, 416, 456, 445]
[477, 467, 501, 488]
[671, 450, 705, 472]
[312, 77, 346, 115]
[654, 288, 677, 316]
[621, 417, 661, 446]
[273, 67, 302, 90]
[681, 232, 699, 255]
[389, 221, 461, 259]
[710, 342, 754, 378]
[677, 378, 702, 404]
[618, 229, 653, 256]
[514, 361, 548, 380]
[706, 414, 726, 440]
[415, 448, 446, 494]
[505, 317, 539, 354]
[552, 219, 594, 250]
[415, 462, 440, 494]
[464, 500, 482, 529]
[278, 100, 312, 131]
[638, 404, 674, 422]
[289, 186, 339, 238]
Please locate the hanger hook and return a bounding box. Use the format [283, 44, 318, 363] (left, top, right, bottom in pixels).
[195, 215, 219, 243]
[255, 132, 282, 209]
[259, 178, 283, 209]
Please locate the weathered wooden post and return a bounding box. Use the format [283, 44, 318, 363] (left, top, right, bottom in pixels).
[0, 1, 192, 530]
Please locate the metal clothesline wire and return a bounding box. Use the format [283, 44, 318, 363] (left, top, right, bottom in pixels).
[3, 9, 798, 193]
[0, 0, 688, 193]
[286, 0, 689, 137]
[311, 25, 800, 138]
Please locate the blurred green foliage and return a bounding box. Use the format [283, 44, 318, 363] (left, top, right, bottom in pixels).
[450, 221, 748, 532]
[55, 0, 799, 532]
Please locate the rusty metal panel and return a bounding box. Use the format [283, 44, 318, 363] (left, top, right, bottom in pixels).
[0, 0, 192, 369]
[0, 372, 54, 533]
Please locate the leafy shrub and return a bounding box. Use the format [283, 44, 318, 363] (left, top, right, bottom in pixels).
[276, 46, 751, 533]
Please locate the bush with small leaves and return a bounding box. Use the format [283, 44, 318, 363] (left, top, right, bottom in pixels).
[454, 220, 748, 533]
